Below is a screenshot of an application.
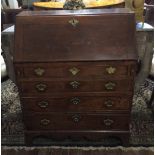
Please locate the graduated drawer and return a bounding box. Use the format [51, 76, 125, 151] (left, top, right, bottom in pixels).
[24, 113, 130, 131]
[21, 96, 131, 112]
[19, 79, 133, 95]
[14, 61, 136, 79]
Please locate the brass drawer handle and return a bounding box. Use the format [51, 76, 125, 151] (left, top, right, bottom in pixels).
[104, 100, 113, 108]
[17, 70, 21, 76]
[16, 69, 24, 77]
[105, 82, 116, 90]
[69, 67, 80, 76]
[40, 119, 50, 126]
[70, 97, 80, 105]
[72, 114, 81, 123]
[106, 66, 116, 74]
[69, 18, 79, 27]
[103, 119, 114, 126]
[38, 101, 49, 108]
[70, 81, 80, 89]
[35, 83, 47, 92]
[34, 68, 45, 76]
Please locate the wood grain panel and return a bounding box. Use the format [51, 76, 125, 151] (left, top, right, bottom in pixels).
[14, 61, 137, 79]
[24, 113, 130, 131]
[19, 79, 133, 96]
[21, 95, 131, 112]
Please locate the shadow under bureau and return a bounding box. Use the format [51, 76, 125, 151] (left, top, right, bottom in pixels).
[14, 8, 138, 145]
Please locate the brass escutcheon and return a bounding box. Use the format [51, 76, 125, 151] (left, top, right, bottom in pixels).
[40, 119, 50, 126]
[34, 68, 45, 76]
[70, 97, 81, 105]
[70, 81, 80, 89]
[103, 119, 114, 126]
[69, 18, 79, 27]
[38, 101, 49, 108]
[35, 83, 47, 92]
[106, 66, 116, 74]
[72, 114, 81, 123]
[69, 67, 80, 76]
[105, 82, 116, 90]
[104, 100, 113, 107]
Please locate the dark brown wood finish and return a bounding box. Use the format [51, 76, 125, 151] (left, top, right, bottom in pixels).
[24, 130, 130, 145]
[14, 9, 137, 62]
[21, 96, 131, 112]
[18, 79, 133, 95]
[14, 61, 135, 79]
[14, 9, 137, 146]
[24, 113, 130, 131]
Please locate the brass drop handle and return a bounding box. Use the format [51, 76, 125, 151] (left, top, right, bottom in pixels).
[104, 100, 113, 108]
[17, 70, 21, 76]
[69, 18, 79, 27]
[40, 119, 50, 126]
[105, 82, 116, 90]
[106, 66, 116, 74]
[38, 101, 49, 108]
[70, 97, 81, 105]
[35, 83, 47, 92]
[34, 68, 45, 76]
[16, 69, 24, 77]
[72, 114, 81, 123]
[70, 81, 80, 89]
[69, 67, 80, 76]
[103, 119, 114, 126]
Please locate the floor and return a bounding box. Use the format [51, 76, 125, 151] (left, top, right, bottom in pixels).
[1, 146, 154, 155]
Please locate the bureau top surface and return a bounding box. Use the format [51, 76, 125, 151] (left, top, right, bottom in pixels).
[14, 8, 137, 62]
[17, 8, 133, 16]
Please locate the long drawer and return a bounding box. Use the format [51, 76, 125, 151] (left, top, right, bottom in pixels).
[21, 95, 131, 112]
[19, 79, 133, 95]
[14, 61, 136, 79]
[24, 113, 130, 131]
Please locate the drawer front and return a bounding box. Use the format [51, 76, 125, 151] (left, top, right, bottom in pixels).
[14, 61, 136, 79]
[19, 79, 133, 95]
[24, 113, 129, 131]
[22, 96, 131, 112]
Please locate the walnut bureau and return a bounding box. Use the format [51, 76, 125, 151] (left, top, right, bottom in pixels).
[14, 9, 137, 145]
